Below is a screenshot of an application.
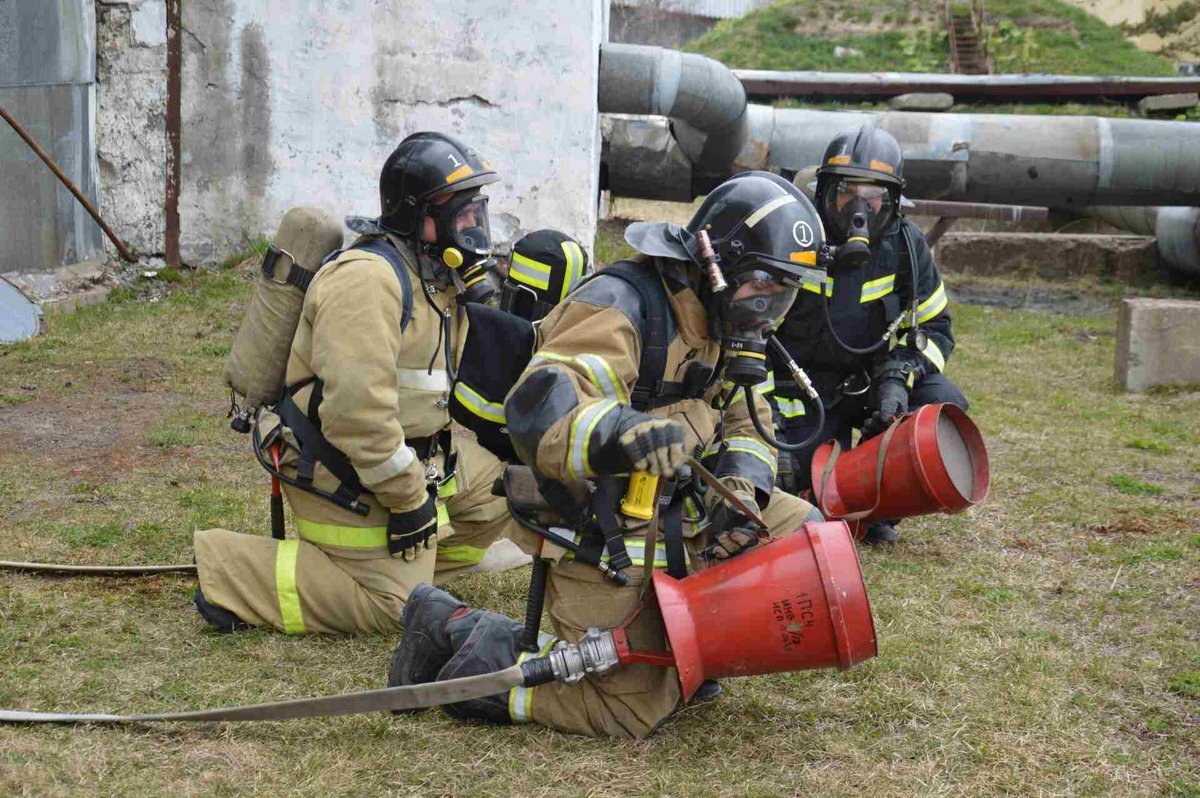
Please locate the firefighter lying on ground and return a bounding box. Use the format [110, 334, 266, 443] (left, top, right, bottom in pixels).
[193, 132, 525, 635]
[771, 124, 969, 546]
[389, 171, 830, 739]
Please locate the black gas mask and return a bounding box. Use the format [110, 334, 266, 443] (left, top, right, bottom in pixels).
[711, 266, 800, 387]
[422, 191, 496, 302]
[820, 179, 895, 269]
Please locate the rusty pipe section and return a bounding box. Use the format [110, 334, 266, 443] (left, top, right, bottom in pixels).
[1083, 206, 1200, 278]
[599, 43, 747, 199]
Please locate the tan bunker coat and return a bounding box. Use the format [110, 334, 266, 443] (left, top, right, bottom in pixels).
[502, 259, 819, 738]
[195, 236, 516, 635]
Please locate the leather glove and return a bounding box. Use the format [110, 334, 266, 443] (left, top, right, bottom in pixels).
[615, 414, 688, 478]
[387, 491, 438, 560]
[861, 376, 909, 439]
[700, 491, 766, 562]
[775, 448, 797, 494]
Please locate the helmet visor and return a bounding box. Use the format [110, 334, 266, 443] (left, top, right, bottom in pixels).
[718, 268, 800, 341]
[822, 180, 895, 241]
[441, 193, 493, 255]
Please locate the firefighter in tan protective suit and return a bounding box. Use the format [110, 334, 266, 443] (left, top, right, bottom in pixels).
[390, 172, 831, 738]
[193, 132, 518, 635]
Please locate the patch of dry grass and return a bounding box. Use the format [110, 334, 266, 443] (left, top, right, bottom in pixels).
[0, 265, 1197, 796]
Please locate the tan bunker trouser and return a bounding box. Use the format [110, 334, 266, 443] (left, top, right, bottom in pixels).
[194, 433, 514, 635]
[513, 488, 816, 739]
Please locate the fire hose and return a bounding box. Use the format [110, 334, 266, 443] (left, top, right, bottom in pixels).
[0, 626, 640, 725]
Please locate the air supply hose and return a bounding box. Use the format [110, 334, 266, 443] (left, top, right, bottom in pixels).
[742, 336, 827, 453]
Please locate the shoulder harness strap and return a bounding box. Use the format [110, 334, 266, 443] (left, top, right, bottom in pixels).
[593, 261, 673, 412]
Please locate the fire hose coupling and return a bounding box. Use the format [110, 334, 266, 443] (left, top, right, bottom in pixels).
[518, 628, 623, 688]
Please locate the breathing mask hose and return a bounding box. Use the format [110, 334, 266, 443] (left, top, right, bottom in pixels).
[818, 220, 922, 356]
[740, 336, 827, 452]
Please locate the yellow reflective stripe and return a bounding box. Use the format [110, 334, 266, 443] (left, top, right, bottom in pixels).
[801, 275, 834, 296]
[860, 274, 895, 303]
[453, 382, 505, 424]
[509, 635, 556, 723]
[725, 435, 775, 470]
[445, 163, 474, 183]
[297, 518, 387, 548]
[510, 252, 552, 290]
[575, 354, 629, 404]
[568, 399, 619, 479]
[914, 281, 948, 323]
[566, 536, 689, 569]
[437, 503, 450, 527]
[906, 335, 946, 372]
[437, 544, 486, 564]
[722, 374, 773, 406]
[560, 241, 585, 300]
[775, 395, 807, 418]
[437, 475, 458, 499]
[274, 540, 305, 635]
[744, 194, 796, 228]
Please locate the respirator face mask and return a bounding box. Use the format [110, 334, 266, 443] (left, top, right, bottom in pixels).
[716, 267, 800, 387]
[821, 180, 895, 268]
[424, 192, 496, 302]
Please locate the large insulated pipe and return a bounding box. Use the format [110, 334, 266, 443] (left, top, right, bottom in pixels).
[599, 43, 748, 199]
[1084, 206, 1200, 278]
[741, 107, 1200, 209]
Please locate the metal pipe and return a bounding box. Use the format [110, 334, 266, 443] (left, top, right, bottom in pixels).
[1084, 206, 1200, 277]
[599, 43, 747, 194]
[908, 200, 1050, 222]
[0, 105, 137, 263]
[165, 0, 182, 270]
[735, 70, 1200, 102]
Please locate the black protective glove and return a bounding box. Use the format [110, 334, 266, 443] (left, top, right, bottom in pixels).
[775, 448, 797, 494]
[700, 493, 766, 562]
[387, 491, 439, 560]
[615, 413, 688, 478]
[861, 376, 909, 439]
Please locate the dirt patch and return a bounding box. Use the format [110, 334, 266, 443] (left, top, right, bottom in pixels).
[949, 281, 1116, 314]
[0, 389, 188, 482]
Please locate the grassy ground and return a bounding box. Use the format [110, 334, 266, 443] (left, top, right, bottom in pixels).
[687, 0, 1179, 76]
[1, 256, 1198, 796]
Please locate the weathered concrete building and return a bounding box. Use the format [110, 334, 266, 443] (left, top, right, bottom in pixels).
[4, 0, 608, 273]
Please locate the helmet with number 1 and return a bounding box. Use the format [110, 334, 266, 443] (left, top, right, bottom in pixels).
[377, 132, 500, 274]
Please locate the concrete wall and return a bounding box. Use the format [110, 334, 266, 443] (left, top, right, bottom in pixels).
[95, 0, 606, 265]
[0, 0, 103, 273]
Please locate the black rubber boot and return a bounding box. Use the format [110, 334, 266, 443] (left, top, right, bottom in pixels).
[691, 679, 723, 703]
[193, 587, 250, 632]
[861, 521, 899, 547]
[387, 584, 469, 702]
[437, 610, 525, 725]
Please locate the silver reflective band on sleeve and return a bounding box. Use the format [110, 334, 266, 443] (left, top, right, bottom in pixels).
[902, 281, 948, 326]
[568, 399, 620, 479]
[396, 368, 451, 392]
[509, 634, 556, 723]
[860, 274, 896, 303]
[574, 354, 629, 404]
[356, 442, 416, 485]
[724, 435, 775, 470]
[917, 337, 946, 372]
[744, 194, 797, 228]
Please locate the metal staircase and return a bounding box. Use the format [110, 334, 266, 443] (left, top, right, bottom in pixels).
[947, 0, 991, 75]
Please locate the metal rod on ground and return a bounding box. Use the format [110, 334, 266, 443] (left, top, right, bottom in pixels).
[0, 105, 137, 263]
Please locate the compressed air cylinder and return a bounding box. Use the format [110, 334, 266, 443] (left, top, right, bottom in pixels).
[223, 206, 344, 414]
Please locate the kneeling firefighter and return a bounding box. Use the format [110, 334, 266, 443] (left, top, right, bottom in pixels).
[196, 131, 523, 635]
[449, 229, 590, 464]
[771, 123, 969, 545]
[390, 172, 833, 739]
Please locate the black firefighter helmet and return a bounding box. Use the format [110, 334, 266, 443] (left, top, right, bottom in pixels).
[499, 229, 591, 323]
[377, 132, 500, 291]
[624, 171, 827, 384]
[815, 123, 905, 244]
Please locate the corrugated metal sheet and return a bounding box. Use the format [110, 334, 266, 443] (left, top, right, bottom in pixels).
[611, 0, 773, 20]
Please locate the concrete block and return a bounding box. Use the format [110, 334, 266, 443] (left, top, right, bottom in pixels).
[934, 232, 1159, 282]
[1137, 92, 1199, 114]
[1117, 298, 1200, 392]
[889, 92, 955, 112]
